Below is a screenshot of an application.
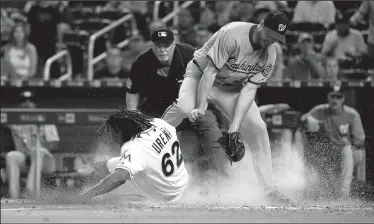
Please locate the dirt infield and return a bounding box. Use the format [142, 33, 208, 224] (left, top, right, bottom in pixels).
[1, 198, 373, 223]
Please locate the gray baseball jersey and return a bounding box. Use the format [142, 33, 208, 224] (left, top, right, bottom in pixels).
[193, 22, 277, 91]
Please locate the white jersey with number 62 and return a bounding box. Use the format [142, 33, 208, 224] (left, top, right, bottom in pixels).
[109, 118, 189, 202]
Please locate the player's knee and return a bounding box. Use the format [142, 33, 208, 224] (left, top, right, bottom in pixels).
[5, 151, 25, 165]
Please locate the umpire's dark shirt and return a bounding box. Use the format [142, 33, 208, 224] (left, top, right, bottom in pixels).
[128, 43, 195, 116]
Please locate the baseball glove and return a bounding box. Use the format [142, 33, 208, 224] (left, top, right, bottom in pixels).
[214, 132, 245, 164]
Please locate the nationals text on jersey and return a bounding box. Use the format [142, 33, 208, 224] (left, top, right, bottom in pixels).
[227, 58, 266, 74]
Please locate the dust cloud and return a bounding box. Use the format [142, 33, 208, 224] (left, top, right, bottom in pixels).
[29, 129, 366, 207]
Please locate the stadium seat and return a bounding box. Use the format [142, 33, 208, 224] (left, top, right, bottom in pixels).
[286, 22, 327, 47]
[63, 30, 90, 45]
[68, 7, 96, 20]
[63, 30, 90, 76]
[72, 18, 112, 34]
[71, 19, 111, 57]
[288, 22, 327, 33]
[339, 69, 369, 81]
[98, 9, 130, 21]
[97, 9, 133, 44]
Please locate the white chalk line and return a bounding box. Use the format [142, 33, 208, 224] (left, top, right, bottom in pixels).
[2, 204, 373, 212]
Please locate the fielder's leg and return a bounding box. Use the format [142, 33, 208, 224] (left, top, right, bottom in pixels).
[209, 87, 274, 195]
[162, 61, 200, 127]
[193, 109, 229, 176]
[352, 149, 366, 182]
[341, 145, 354, 197]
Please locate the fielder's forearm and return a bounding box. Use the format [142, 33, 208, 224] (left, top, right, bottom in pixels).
[229, 83, 257, 133]
[126, 93, 140, 110]
[196, 65, 217, 110]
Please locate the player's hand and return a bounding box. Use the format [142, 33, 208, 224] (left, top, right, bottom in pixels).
[305, 116, 320, 132]
[126, 78, 132, 89]
[188, 109, 205, 123]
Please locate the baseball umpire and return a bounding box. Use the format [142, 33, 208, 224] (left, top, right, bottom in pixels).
[125, 27, 226, 175]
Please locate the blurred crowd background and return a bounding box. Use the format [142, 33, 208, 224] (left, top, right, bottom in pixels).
[0, 1, 373, 201]
[1, 0, 373, 81]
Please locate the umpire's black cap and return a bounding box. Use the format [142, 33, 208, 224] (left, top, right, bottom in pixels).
[151, 28, 174, 44]
[263, 11, 290, 44]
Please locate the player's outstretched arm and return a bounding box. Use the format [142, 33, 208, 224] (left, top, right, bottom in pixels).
[75, 169, 130, 202]
[228, 82, 258, 133]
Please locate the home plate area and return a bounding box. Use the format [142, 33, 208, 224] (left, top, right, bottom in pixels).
[1, 198, 373, 223]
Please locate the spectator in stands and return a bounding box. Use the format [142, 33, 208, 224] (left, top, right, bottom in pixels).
[215, 1, 239, 28]
[1, 8, 15, 46]
[252, 4, 285, 81]
[237, 0, 255, 23]
[350, 1, 374, 59]
[27, 1, 69, 66]
[177, 8, 197, 47]
[194, 25, 214, 48]
[177, 8, 214, 48]
[284, 33, 327, 81]
[126, 27, 226, 175]
[122, 35, 152, 73]
[2, 22, 38, 81]
[253, 1, 289, 15]
[292, 1, 336, 28]
[322, 11, 368, 69]
[5, 91, 59, 199]
[104, 1, 151, 41]
[95, 47, 129, 80]
[301, 86, 365, 199]
[199, 1, 240, 34]
[199, 5, 220, 33]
